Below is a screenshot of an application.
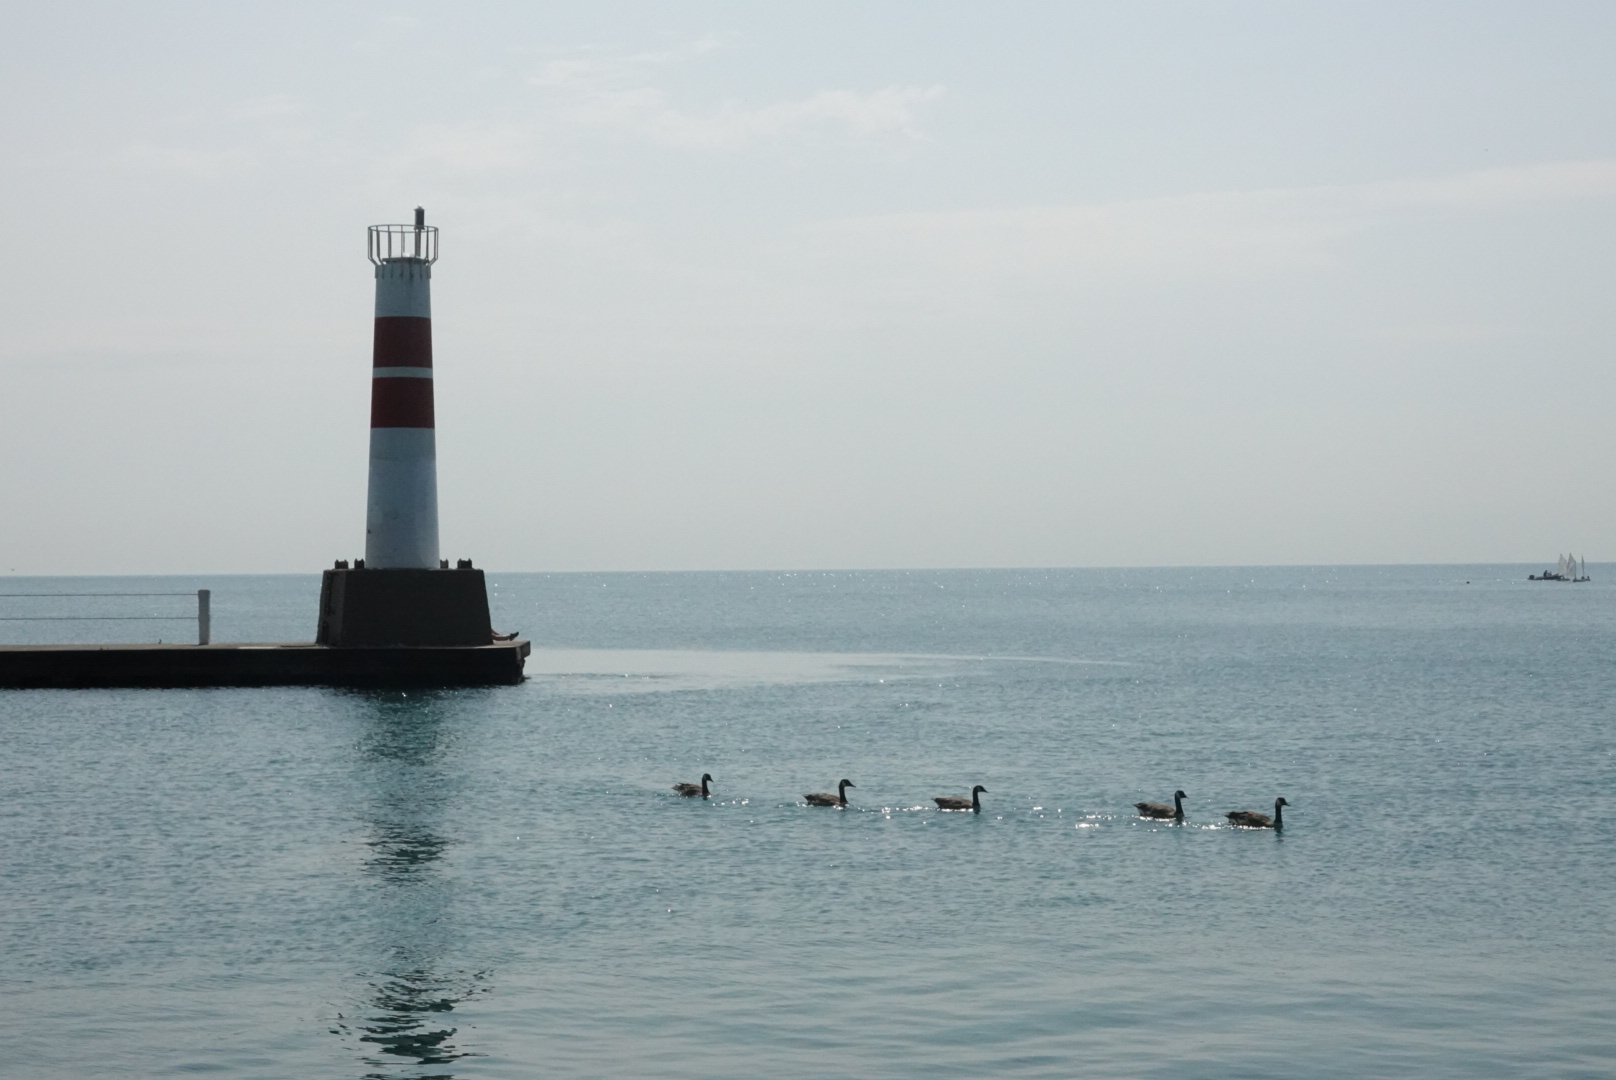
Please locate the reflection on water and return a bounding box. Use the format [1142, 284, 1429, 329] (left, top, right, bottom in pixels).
[337, 691, 488, 1078]
[366, 823, 449, 878]
[348, 960, 490, 1078]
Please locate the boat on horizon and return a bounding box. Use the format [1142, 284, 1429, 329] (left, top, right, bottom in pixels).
[1529, 553, 1590, 582]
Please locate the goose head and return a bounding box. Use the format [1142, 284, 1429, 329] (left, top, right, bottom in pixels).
[972, 785, 988, 795]
[701, 773, 714, 784]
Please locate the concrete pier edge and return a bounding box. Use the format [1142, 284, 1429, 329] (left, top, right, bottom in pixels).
[0, 640, 530, 689]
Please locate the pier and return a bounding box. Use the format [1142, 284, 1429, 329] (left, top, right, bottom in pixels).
[0, 640, 529, 689]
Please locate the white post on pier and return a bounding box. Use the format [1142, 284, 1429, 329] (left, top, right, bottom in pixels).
[197, 589, 211, 646]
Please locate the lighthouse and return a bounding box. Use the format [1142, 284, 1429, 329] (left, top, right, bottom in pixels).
[365, 207, 440, 568]
[0, 207, 527, 688]
[315, 209, 494, 649]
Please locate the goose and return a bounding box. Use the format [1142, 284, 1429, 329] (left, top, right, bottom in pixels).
[1135, 789, 1186, 820]
[933, 785, 988, 812]
[1226, 797, 1288, 829]
[804, 779, 855, 808]
[672, 773, 714, 799]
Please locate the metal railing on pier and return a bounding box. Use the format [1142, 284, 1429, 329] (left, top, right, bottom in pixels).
[0, 590, 212, 644]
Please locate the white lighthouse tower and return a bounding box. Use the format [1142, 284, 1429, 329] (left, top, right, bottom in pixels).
[365, 207, 440, 568]
[315, 209, 494, 649]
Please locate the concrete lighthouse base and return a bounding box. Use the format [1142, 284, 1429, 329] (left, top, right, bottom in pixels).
[316, 566, 494, 647]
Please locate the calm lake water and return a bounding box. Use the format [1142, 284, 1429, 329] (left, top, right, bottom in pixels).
[1, 566, 1612, 1078]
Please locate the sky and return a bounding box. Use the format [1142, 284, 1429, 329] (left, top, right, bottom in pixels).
[2, 1, 1614, 574]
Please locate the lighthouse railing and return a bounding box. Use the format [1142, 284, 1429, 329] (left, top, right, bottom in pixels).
[368, 223, 439, 265]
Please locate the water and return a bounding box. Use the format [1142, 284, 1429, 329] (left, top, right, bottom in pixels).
[2, 566, 1613, 1078]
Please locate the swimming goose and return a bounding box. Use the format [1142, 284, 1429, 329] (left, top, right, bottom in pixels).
[933, 785, 987, 812]
[1135, 789, 1186, 820]
[1226, 797, 1288, 829]
[672, 773, 714, 799]
[804, 779, 855, 807]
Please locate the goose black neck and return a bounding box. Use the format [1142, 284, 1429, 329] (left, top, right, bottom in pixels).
[1273, 800, 1284, 828]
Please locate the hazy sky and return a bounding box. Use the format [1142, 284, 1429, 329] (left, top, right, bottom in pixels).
[3, 2, 1614, 573]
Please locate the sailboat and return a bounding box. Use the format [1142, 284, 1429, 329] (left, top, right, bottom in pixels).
[1529, 554, 1591, 582]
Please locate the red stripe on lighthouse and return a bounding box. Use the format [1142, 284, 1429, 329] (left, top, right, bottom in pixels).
[370, 376, 436, 428]
[370, 312, 435, 426]
[372, 317, 434, 368]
